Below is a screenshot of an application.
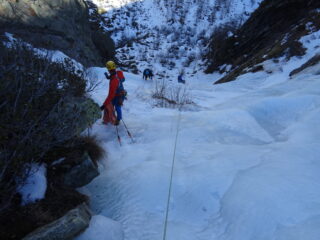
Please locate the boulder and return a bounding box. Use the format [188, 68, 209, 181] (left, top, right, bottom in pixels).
[79, 97, 102, 132]
[22, 203, 92, 240]
[61, 96, 101, 137]
[63, 151, 99, 188]
[69, 97, 101, 136]
[44, 96, 100, 143]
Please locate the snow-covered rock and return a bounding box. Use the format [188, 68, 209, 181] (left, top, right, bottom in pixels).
[18, 164, 47, 205]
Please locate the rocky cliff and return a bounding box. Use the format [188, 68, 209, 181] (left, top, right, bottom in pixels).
[0, 0, 115, 67]
[206, 0, 320, 83]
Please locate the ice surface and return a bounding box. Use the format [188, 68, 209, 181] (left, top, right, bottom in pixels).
[78, 55, 320, 240]
[75, 215, 124, 240]
[77, 18, 320, 240]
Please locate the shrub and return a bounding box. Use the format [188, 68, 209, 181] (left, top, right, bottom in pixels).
[44, 135, 105, 169]
[0, 42, 90, 213]
[152, 80, 193, 108]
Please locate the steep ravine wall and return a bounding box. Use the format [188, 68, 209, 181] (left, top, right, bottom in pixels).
[206, 0, 320, 83]
[0, 0, 115, 67]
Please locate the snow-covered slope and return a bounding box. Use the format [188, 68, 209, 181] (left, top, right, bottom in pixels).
[90, 0, 262, 75]
[76, 27, 320, 240]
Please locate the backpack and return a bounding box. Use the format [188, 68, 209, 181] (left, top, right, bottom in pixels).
[115, 71, 127, 106]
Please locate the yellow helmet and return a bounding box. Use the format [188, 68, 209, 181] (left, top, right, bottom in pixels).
[106, 61, 116, 71]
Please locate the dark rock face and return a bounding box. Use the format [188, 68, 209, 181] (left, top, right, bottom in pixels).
[206, 0, 320, 83]
[86, 0, 115, 64]
[63, 151, 100, 188]
[0, 0, 115, 67]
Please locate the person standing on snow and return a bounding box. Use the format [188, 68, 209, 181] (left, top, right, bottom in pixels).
[143, 68, 153, 80]
[178, 73, 185, 84]
[100, 61, 126, 126]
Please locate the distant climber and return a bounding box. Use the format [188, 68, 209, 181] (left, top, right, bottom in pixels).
[143, 68, 153, 80]
[178, 73, 185, 84]
[100, 60, 127, 126]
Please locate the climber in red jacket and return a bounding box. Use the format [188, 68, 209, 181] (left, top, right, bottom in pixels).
[100, 61, 126, 126]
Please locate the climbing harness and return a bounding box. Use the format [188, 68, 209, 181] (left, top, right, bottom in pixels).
[162, 108, 182, 240]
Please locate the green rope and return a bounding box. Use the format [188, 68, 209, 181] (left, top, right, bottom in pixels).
[162, 109, 182, 240]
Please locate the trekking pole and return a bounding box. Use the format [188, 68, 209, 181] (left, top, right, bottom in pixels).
[121, 119, 134, 143]
[115, 125, 122, 146]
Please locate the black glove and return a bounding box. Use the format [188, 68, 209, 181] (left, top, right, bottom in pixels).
[100, 105, 105, 110]
[104, 72, 111, 79]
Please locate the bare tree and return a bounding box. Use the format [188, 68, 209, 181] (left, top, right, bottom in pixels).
[152, 79, 193, 108]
